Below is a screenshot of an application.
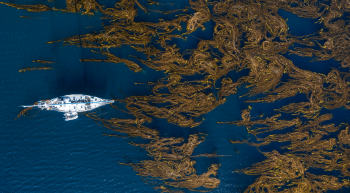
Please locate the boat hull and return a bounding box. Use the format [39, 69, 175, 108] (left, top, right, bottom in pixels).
[21, 94, 114, 121]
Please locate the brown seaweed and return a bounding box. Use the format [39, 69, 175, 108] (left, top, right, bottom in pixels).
[19, 66, 53, 73]
[32, 60, 54, 64]
[15, 102, 39, 120]
[0, 2, 52, 12]
[5, 0, 350, 192]
[120, 134, 221, 191]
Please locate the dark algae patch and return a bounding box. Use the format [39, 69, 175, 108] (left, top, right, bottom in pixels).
[6, 0, 350, 192]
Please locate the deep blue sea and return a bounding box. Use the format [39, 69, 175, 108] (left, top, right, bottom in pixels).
[0, 1, 349, 193]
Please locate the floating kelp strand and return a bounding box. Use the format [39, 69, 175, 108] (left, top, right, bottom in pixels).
[15, 102, 39, 120]
[81, 50, 142, 72]
[120, 134, 221, 191]
[220, 111, 301, 137]
[19, 66, 54, 73]
[244, 66, 350, 119]
[229, 138, 250, 144]
[223, 105, 350, 192]
[87, 106, 221, 190]
[236, 150, 306, 192]
[86, 113, 158, 139]
[62, 0, 103, 15]
[190, 152, 231, 158]
[0, 2, 52, 12]
[184, 0, 211, 35]
[163, 163, 221, 191]
[32, 60, 54, 64]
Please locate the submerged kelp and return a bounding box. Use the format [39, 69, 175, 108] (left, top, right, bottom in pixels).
[4, 0, 350, 192]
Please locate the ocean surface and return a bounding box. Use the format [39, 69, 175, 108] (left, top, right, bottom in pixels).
[0, 0, 349, 193]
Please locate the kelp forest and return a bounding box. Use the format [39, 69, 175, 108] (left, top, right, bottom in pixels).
[6, 0, 350, 192]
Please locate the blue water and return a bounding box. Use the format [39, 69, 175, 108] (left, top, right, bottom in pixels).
[0, 1, 348, 193]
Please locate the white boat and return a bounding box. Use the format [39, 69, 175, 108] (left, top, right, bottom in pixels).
[21, 94, 114, 121]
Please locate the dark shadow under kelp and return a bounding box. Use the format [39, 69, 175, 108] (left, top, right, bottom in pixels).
[7, 0, 350, 192]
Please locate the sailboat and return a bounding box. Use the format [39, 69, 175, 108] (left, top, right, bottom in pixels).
[21, 94, 114, 121]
